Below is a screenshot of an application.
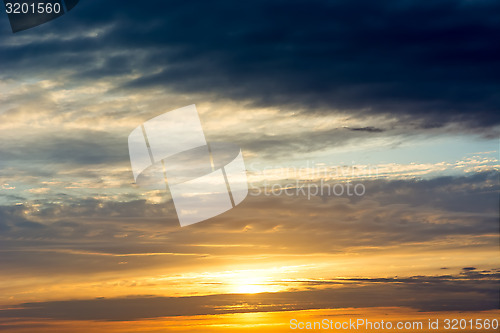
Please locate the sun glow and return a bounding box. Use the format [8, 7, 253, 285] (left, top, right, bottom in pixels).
[224, 266, 315, 294]
[235, 276, 268, 294]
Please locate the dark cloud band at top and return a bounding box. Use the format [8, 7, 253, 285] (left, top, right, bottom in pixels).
[0, 0, 498, 130]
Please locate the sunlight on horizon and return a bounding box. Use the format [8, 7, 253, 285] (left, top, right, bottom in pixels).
[234, 276, 269, 294]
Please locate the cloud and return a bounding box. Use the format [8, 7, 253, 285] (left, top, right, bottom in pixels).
[0, 2, 497, 320]
[462, 267, 477, 271]
[0, 171, 497, 278]
[0, 0, 498, 131]
[0, 271, 498, 321]
[345, 127, 385, 133]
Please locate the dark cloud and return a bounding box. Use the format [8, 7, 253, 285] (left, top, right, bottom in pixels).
[0, 0, 498, 131]
[345, 127, 385, 133]
[462, 267, 477, 271]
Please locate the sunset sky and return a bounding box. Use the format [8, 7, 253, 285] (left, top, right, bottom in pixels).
[0, 0, 498, 332]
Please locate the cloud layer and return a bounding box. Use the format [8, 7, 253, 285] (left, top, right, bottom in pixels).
[1, 0, 499, 130]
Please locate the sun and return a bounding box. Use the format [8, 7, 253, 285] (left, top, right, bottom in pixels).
[219, 268, 290, 294]
[234, 276, 267, 294]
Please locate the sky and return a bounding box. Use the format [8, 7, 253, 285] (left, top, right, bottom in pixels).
[0, 0, 499, 332]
